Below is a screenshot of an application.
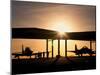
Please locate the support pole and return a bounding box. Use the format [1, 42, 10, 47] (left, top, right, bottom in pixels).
[65, 39, 67, 57]
[52, 39, 54, 58]
[58, 39, 60, 56]
[43, 52, 45, 58]
[46, 39, 49, 58]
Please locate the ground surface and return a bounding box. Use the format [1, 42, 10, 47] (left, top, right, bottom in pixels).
[12, 56, 96, 74]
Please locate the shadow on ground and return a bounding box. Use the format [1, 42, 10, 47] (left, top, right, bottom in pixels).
[12, 56, 96, 74]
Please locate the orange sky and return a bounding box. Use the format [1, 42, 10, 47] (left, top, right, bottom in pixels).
[12, 1, 96, 32]
[12, 39, 96, 57]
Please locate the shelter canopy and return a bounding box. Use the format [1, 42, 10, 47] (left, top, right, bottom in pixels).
[12, 28, 96, 41]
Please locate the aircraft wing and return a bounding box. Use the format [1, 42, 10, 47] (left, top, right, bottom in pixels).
[31, 51, 51, 55]
[31, 53, 39, 55]
[67, 51, 76, 53]
[12, 53, 24, 56]
[12, 53, 22, 55]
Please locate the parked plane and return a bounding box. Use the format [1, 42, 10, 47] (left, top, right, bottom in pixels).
[12, 45, 33, 59]
[68, 44, 96, 56]
[12, 45, 51, 59]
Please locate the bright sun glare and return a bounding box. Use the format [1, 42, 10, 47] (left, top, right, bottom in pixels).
[55, 24, 68, 33]
[53, 24, 69, 36]
[50, 21, 72, 33]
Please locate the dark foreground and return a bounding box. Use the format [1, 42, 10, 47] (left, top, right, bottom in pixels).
[12, 56, 96, 75]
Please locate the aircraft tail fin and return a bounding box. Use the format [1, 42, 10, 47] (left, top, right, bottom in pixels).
[75, 44, 78, 52]
[75, 44, 79, 55]
[22, 44, 24, 54]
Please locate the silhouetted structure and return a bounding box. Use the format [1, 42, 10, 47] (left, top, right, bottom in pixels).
[68, 44, 96, 56]
[12, 28, 96, 58]
[12, 28, 96, 74]
[13, 45, 33, 59]
[12, 44, 51, 59]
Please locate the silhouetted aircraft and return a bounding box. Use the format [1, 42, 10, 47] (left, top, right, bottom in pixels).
[12, 45, 33, 59]
[12, 45, 51, 59]
[68, 44, 96, 56]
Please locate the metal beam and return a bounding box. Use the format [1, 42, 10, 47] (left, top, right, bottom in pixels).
[58, 39, 60, 56]
[65, 39, 67, 57]
[52, 39, 54, 58]
[46, 39, 49, 58]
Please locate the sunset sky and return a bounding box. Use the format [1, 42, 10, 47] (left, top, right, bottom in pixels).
[11, 1, 96, 57]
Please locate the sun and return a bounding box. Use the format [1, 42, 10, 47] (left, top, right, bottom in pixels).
[55, 24, 68, 33]
[52, 24, 68, 37]
[50, 24, 69, 39]
[50, 21, 72, 36]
